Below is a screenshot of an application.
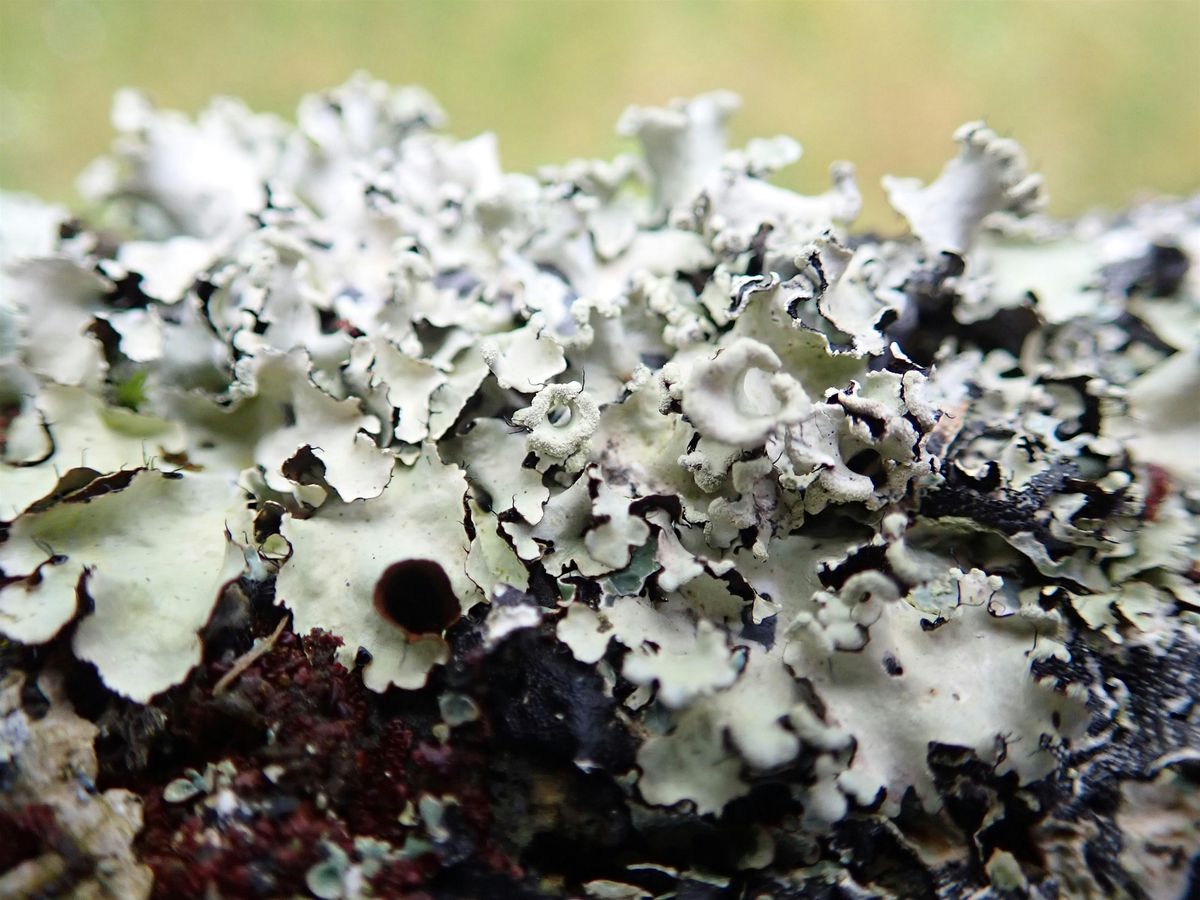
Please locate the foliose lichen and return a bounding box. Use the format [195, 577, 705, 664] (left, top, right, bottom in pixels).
[0, 76, 1196, 898]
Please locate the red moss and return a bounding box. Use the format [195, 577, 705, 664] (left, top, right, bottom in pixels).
[0, 805, 60, 871]
[129, 625, 522, 896]
[142, 800, 352, 898]
[368, 856, 441, 897]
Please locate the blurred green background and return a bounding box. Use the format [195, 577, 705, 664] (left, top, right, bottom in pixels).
[1, 0, 1197, 228]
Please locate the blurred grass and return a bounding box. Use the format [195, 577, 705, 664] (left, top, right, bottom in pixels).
[1, 0, 1197, 228]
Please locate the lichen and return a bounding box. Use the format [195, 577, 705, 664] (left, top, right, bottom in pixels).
[0, 76, 1196, 898]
